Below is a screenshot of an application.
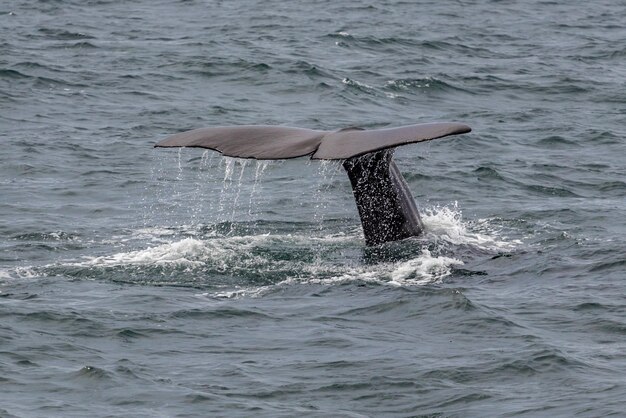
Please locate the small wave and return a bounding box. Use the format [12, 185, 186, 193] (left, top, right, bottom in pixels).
[13, 61, 57, 71]
[473, 166, 507, 181]
[0, 69, 31, 80]
[536, 135, 579, 148]
[189, 59, 271, 78]
[588, 258, 626, 274]
[525, 184, 580, 197]
[67, 41, 98, 49]
[384, 77, 461, 93]
[0, 68, 87, 89]
[341, 77, 376, 93]
[598, 181, 626, 193]
[285, 61, 335, 79]
[71, 365, 113, 381]
[327, 32, 421, 51]
[587, 130, 620, 145]
[10, 231, 80, 241]
[37, 28, 95, 40]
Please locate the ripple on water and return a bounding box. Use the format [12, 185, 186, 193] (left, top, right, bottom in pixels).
[71, 365, 113, 381]
[36, 28, 96, 40]
[384, 77, 470, 94]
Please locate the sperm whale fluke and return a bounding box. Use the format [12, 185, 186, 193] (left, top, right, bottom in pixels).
[155, 122, 471, 246]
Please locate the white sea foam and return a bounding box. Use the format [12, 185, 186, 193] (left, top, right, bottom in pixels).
[422, 202, 519, 251]
[342, 77, 374, 90]
[212, 286, 272, 299]
[73, 235, 272, 269]
[278, 247, 463, 288]
[389, 249, 463, 286]
[75, 238, 208, 267]
[0, 266, 39, 280]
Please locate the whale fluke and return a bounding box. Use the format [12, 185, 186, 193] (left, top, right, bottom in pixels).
[155, 122, 470, 160]
[155, 122, 471, 246]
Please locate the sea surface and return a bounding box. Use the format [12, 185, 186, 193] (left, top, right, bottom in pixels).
[1, 0, 625, 416]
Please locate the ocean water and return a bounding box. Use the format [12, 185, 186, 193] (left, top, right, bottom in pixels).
[1, 0, 625, 416]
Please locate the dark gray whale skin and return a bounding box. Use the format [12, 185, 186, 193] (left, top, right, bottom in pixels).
[155, 122, 471, 246]
[343, 149, 423, 246]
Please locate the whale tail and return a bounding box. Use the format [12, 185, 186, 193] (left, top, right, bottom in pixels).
[155, 122, 471, 246]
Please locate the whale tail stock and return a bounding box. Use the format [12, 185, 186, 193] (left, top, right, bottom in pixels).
[155, 122, 471, 246]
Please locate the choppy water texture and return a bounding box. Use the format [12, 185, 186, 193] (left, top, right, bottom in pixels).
[1, 0, 625, 416]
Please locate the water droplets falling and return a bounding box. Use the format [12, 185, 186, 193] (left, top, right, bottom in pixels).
[189, 150, 216, 222]
[229, 159, 248, 226]
[145, 151, 352, 240]
[217, 157, 237, 227]
[312, 160, 342, 230]
[176, 148, 183, 179]
[200, 150, 212, 168]
[222, 156, 236, 182]
[249, 160, 270, 216]
[209, 157, 274, 232]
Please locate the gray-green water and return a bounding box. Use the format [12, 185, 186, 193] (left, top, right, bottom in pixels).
[1, 0, 625, 416]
